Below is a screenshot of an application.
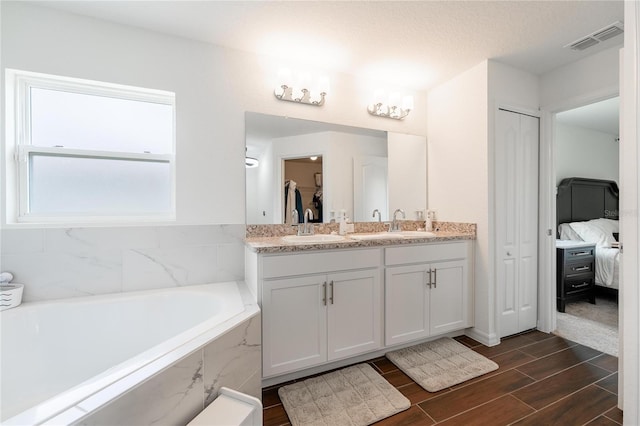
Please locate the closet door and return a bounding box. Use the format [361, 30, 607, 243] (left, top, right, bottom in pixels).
[496, 109, 539, 338]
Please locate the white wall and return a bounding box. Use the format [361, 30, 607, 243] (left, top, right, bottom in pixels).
[0, 2, 427, 228]
[428, 59, 539, 345]
[555, 123, 619, 185]
[427, 61, 491, 341]
[540, 46, 620, 110]
[0, 3, 426, 300]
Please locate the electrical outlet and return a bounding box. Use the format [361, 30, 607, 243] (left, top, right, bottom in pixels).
[427, 210, 436, 220]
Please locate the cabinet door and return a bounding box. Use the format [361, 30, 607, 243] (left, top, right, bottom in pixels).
[327, 269, 382, 360]
[262, 275, 327, 377]
[385, 264, 429, 346]
[429, 260, 467, 335]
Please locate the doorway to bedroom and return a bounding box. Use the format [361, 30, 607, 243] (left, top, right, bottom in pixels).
[552, 96, 620, 356]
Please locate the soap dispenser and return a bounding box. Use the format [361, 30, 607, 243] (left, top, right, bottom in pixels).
[338, 210, 348, 235]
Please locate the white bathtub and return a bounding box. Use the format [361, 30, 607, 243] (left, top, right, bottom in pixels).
[0, 281, 261, 425]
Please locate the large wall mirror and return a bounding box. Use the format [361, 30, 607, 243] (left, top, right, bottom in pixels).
[245, 112, 427, 225]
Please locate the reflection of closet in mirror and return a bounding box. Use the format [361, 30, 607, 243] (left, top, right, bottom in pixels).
[284, 157, 323, 224]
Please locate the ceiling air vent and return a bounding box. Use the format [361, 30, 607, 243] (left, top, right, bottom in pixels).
[565, 21, 624, 51]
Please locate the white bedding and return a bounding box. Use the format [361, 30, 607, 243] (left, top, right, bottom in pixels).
[558, 218, 620, 289]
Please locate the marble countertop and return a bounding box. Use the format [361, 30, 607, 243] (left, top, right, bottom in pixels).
[245, 230, 475, 254]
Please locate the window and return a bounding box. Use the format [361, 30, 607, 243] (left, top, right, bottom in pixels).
[7, 69, 176, 223]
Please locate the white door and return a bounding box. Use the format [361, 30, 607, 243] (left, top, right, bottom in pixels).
[328, 269, 382, 360]
[429, 260, 467, 335]
[385, 264, 430, 345]
[262, 275, 327, 377]
[496, 109, 539, 338]
[353, 156, 388, 222]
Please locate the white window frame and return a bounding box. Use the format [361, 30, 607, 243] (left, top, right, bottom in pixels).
[6, 69, 176, 224]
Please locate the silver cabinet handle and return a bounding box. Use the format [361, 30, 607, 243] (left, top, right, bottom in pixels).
[330, 280, 334, 304]
[571, 251, 591, 257]
[427, 269, 432, 287]
[323, 282, 327, 306]
[573, 266, 590, 272]
[433, 268, 437, 288]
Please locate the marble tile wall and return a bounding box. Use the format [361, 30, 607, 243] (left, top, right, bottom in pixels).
[79, 312, 261, 425]
[0, 225, 246, 302]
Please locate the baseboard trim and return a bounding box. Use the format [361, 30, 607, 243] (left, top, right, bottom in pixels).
[465, 327, 500, 347]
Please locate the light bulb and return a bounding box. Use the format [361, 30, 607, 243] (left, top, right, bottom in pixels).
[402, 95, 414, 110]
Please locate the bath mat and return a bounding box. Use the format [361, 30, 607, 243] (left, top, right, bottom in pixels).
[386, 337, 499, 392]
[278, 363, 410, 426]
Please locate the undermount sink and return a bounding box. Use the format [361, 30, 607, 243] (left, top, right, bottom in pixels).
[281, 234, 347, 244]
[349, 231, 437, 241]
[397, 231, 436, 238]
[349, 233, 404, 241]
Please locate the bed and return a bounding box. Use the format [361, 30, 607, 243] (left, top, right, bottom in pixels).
[557, 177, 620, 292]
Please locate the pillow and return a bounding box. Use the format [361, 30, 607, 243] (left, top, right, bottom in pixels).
[591, 218, 619, 234]
[569, 220, 617, 248]
[558, 223, 583, 241]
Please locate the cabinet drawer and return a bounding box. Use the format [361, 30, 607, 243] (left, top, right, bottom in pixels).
[564, 246, 595, 262]
[262, 248, 380, 279]
[564, 278, 594, 295]
[385, 241, 469, 266]
[564, 261, 594, 278]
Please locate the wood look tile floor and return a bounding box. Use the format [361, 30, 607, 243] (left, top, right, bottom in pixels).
[262, 331, 622, 426]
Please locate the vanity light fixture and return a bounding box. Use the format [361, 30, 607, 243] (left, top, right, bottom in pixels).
[274, 68, 329, 106]
[367, 90, 414, 120]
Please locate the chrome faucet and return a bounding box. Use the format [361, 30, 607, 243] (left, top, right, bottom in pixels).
[389, 208, 405, 232]
[372, 209, 382, 223]
[298, 209, 315, 235]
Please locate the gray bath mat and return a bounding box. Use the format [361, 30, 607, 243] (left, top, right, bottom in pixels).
[386, 337, 499, 392]
[278, 363, 410, 426]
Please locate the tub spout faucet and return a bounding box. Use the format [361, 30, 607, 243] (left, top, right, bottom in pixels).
[372, 209, 382, 223]
[298, 209, 315, 236]
[389, 209, 405, 232]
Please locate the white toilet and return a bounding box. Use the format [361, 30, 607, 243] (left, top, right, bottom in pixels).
[187, 387, 263, 426]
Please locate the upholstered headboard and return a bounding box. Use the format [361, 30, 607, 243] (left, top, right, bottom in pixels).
[557, 177, 619, 226]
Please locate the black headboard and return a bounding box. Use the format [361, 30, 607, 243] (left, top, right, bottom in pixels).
[557, 177, 619, 226]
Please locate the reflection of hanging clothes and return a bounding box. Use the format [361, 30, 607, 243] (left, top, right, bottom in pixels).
[313, 190, 323, 222]
[284, 180, 303, 224]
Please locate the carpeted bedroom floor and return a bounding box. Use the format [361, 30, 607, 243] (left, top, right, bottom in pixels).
[553, 296, 619, 356]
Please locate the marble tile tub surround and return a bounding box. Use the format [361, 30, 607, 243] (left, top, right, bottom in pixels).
[0, 224, 245, 303]
[78, 310, 261, 426]
[246, 220, 476, 238]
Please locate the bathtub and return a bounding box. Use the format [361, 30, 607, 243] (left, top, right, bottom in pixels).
[0, 281, 261, 425]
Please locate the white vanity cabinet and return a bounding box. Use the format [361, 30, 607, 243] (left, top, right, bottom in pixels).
[384, 241, 473, 346]
[259, 249, 382, 378]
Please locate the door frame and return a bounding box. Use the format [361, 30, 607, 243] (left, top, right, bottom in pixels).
[539, 88, 622, 408]
[537, 86, 619, 334]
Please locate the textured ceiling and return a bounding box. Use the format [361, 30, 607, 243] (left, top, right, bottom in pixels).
[32, 0, 624, 91]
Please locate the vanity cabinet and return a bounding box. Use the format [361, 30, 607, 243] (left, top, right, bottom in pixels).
[260, 249, 382, 378]
[384, 241, 473, 346]
[249, 239, 474, 381]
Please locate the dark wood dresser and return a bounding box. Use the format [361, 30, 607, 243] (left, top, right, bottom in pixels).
[556, 242, 596, 312]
